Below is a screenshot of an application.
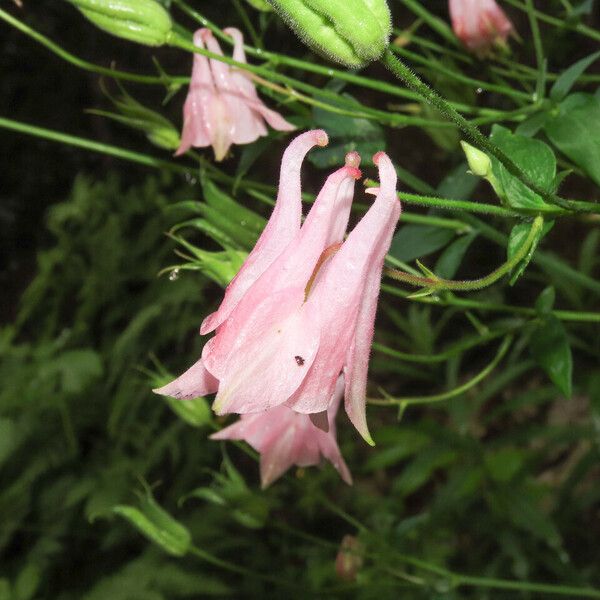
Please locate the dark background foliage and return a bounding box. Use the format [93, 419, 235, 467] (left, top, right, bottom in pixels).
[1, 1, 600, 598]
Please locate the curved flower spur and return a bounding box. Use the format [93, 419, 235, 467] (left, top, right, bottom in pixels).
[155, 130, 401, 450]
[176, 28, 295, 161]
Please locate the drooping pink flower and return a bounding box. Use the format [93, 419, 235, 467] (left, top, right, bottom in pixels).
[449, 0, 514, 55]
[176, 28, 295, 161]
[211, 376, 352, 488]
[155, 131, 401, 445]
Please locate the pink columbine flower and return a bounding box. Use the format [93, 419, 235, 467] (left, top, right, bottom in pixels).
[176, 28, 295, 161]
[211, 376, 352, 488]
[155, 130, 401, 445]
[449, 0, 514, 55]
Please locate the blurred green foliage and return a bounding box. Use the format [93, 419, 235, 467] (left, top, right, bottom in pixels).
[1, 0, 600, 598]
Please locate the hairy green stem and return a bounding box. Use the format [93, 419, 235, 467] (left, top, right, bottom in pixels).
[382, 284, 600, 323]
[386, 217, 544, 291]
[381, 50, 599, 213]
[370, 335, 513, 407]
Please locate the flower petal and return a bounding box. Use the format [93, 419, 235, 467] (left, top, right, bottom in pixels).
[153, 357, 219, 400]
[200, 130, 328, 335]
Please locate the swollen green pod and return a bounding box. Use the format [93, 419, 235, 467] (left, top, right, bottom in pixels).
[67, 0, 172, 46]
[267, 0, 391, 68]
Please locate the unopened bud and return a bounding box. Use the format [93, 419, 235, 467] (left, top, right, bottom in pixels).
[335, 535, 364, 582]
[460, 141, 504, 199]
[461, 141, 492, 178]
[267, 0, 391, 68]
[67, 0, 172, 46]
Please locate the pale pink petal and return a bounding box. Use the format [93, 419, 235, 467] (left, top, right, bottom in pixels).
[259, 424, 299, 488]
[245, 98, 297, 132]
[212, 292, 321, 415]
[210, 389, 351, 487]
[223, 28, 296, 132]
[202, 162, 360, 382]
[175, 30, 214, 156]
[287, 153, 399, 443]
[344, 153, 400, 445]
[153, 357, 219, 399]
[205, 92, 235, 162]
[200, 130, 328, 336]
[449, 0, 513, 53]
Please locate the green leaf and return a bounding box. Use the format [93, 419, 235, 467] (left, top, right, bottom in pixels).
[434, 232, 477, 279]
[530, 315, 573, 397]
[165, 396, 212, 427]
[114, 493, 191, 557]
[507, 219, 553, 284]
[489, 125, 556, 210]
[365, 430, 430, 471]
[544, 93, 600, 186]
[389, 224, 455, 263]
[309, 88, 385, 168]
[535, 286, 555, 315]
[484, 448, 525, 483]
[14, 564, 40, 600]
[550, 51, 600, 102]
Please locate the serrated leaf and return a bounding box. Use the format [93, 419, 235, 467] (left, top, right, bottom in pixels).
[530, 316, 573, 397]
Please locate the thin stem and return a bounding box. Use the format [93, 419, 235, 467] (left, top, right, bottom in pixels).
[372, 326, 516, 364]
[381, 50, 599, 214]
[171, 0, 500, 117]
[369, 335, 513, 407]
[0, 116, 192, 175]
[189, 546, 294, 588]
[381, 284, 600, 323]
[168, 31, 450, 128]
[503, 0, 600, 43]
[389, 44, 531, 103]
[524, 0, 547, 102]
[399, 0, 459, 47]
[0, 8, 185, 86]
[385, 216, 544, 291]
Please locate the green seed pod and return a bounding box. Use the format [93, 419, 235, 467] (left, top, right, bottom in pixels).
[267, 0, 391, 68]
[67, 0, 172, 46]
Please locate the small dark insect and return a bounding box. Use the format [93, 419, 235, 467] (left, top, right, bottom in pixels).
[294, 355, 305, 366]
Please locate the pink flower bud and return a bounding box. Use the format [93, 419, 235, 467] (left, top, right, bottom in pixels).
[335, 535, 364, 582]
[449, 0, 514, 56]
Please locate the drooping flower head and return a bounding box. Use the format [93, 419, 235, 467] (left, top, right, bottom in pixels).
[155, 130, 401, 446]
[449, 0, 514, 56]
[176, 28, 295, 161]
[211, 376, 352, 487]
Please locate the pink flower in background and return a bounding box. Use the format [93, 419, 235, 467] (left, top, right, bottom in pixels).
[176, 28, 295, 161]
[449, 0, 514, 55]
[155, 130, 401, 446]
[211, 377, 352, 488]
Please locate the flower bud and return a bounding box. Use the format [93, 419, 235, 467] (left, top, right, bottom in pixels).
[461, 141, 492, 178]
[335, 535, 364, 582]
[67, 0, 172, 46]
[461, 140, 503, 198]
[267, 0, 392, 68]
